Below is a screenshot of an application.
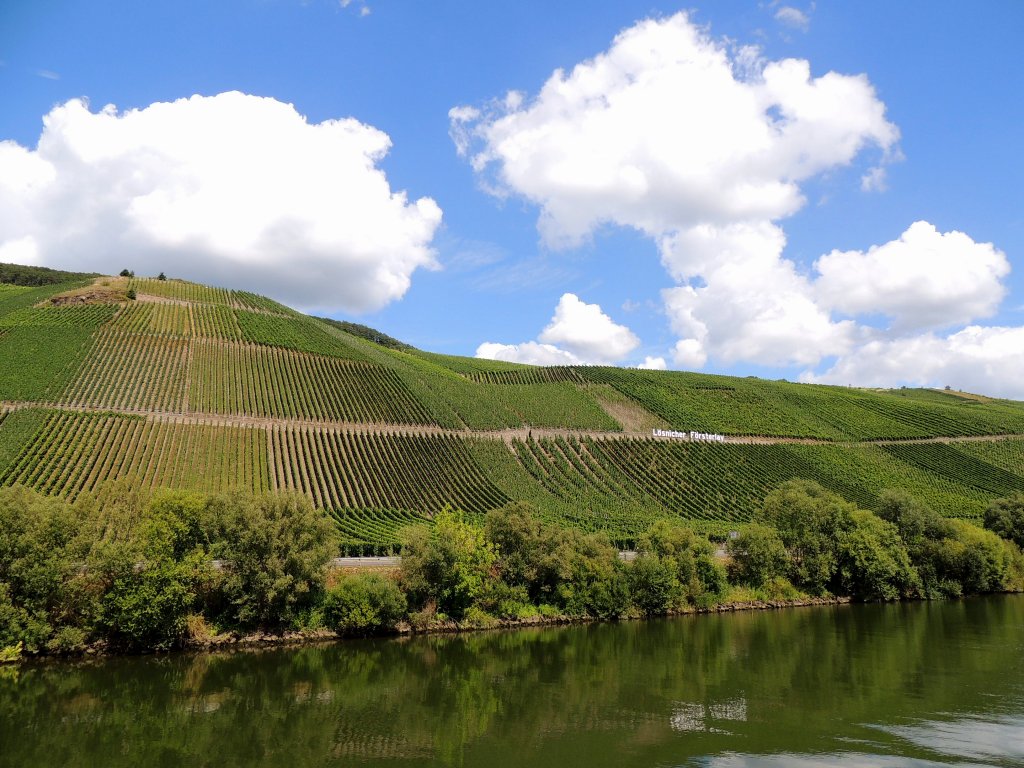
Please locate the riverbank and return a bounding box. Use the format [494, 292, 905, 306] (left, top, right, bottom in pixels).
[2, 592, 854, 662]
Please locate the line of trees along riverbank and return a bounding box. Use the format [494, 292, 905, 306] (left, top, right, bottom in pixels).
[2, 480, 1024, 660]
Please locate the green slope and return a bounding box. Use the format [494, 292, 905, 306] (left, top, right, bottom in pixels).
[1, 267, 1023, 551]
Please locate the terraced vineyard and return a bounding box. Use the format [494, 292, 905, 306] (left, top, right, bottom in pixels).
[1, 267, 1024, 551]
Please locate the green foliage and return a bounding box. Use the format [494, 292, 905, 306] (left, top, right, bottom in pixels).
[400, 507, 497, 620]
[0, 326, 97, 402]
[632, 520, 727, 612]
[0, 409, 46, 478]
[984, 492, 1024, 548]
[205, 492, 335, 629]
[836, 510, 920, 601]
[483, 502, 629, 618]
[98, 554, 204, 651]
[878, 489, 1020, 598]
[315, 316, 411, 350]
[236, 310, 370, 360]
[323, 572, 407, 635]
[761, 480, 854, 594]
[0, 262, 96, 286]
[727, 523, 790, 588]
[556, 531, 629, 619]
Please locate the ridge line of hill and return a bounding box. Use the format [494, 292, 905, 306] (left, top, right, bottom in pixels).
[4, 400, 1024, 447]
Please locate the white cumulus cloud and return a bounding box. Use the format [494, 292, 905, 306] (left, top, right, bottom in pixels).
[477, 293, 640, 366]
[637, 356, 667, 370]
[774, 6, 810, 31]
[474, 341, 583, 367]
[807, 325, 1024, 400]
[0, 92, 442, 313]
[814, 221, 1009, 332]
[453, 12, 898, 370]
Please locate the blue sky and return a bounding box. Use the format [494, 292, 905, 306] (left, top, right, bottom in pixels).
[2, 1, 1023, 395]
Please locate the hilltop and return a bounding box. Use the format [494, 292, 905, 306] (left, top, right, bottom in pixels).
[1, 266, 1023, 550]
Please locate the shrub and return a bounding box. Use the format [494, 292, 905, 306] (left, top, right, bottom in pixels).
[99, 555, 204, 651]
[984, 492, 1024, 549]
[727, 523, 790, 588]
[323, 573, 406, 635]
[636, 520, 727, 609]
[627, 554, 677, 615]
[205, 492, 335, 629]
[761, 480, 855, 594]
[836, 510, 920, 601]
[400, 507, 496, 621]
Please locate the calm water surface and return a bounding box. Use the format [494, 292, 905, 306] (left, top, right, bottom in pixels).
[2, 597, 1024, 767]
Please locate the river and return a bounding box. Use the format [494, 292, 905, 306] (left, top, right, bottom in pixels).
[2, 596, 1023, 767]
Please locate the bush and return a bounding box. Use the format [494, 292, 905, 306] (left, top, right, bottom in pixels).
[400, 507, 496, 621]
[627, 554, 677, 615]
[879, 490, 1021, 597]
[558, 531, 630, 619]
[126, 289, 136, 300]
[205, 492, 335, 629]
[632, 521, 727, 612]
[984, 493, 1024, 549]
[836, 510, 920, 601]
[323, 573, 406, 635]
[727, 523, 790, 588]
[99, 556, 204, 651]
[761, 480, 854, 594]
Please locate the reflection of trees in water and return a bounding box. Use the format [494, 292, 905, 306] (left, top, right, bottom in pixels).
[1, 597, 1023, 768]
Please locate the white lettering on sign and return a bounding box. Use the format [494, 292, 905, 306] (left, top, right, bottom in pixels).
[652, 429, 726, 443]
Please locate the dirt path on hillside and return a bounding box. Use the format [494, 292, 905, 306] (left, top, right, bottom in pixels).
[3, 399, 1024, 447]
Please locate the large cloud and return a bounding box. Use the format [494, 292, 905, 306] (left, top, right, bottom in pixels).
[814, 221, 1009, 331]
[807, 326, 1024, 400]
[0, 92, 442, 313]
[477, 293, 639, 366]
[452, 11, 898, 369]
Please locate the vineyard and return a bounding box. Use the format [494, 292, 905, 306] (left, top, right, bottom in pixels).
[1, 268, 1024, 551]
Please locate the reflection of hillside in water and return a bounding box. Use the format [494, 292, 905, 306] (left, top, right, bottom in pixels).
[1, 597, 1023, 767]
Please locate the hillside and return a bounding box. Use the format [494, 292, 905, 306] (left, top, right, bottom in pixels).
[1, 269, 1023, 550]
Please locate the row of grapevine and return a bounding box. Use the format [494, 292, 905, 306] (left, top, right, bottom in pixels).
[189, 340, 435, 424]
[881, 442, 1024, 498]
[129, 278, 234, 306]
[954, 439, 1024, 476]
[0, 282, 79, 318]
[329, 507, 431, 550]
[128, 278, 295, 316]
[59, 328, 190, 412]
[0, 412, 270, 498]
[577, 366, 1024, 441]
[0, 304, 118, 329]
[191, 304, 243, 340]
[465, 366, 587, 386]
[270, 426, 510, 514]
[112, 301, 191, 336]
[0, 326, 98, 402]
[236, 310, 368, 361]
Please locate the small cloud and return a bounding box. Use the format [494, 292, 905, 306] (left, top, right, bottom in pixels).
[861, 166, 888, 192]
[36, 69, 60, 80]
[637, 356, 667, 370]
[340, 0, 370, 16]
[774, 6, 810, 31]
[478, 293, 641, 366]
